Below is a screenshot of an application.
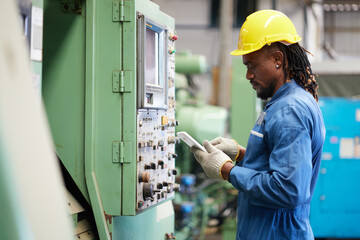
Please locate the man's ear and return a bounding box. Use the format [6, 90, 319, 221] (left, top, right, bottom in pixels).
[272, 50, 284, 68]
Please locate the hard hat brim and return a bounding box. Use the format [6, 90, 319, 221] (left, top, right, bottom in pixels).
[230, 48, 257, 56]
[230, 38, 302, 56]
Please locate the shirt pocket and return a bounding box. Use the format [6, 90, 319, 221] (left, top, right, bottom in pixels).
[244, 126, 269, 170]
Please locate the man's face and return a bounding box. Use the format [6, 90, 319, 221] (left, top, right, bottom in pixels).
[242, 47, 283, 100]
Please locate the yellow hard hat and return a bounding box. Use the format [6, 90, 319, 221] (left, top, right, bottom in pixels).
[230, 10, 301, 56]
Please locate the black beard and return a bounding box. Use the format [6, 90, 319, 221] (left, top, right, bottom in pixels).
[257, 84, 276, 100]
[257, 78, 282, 100]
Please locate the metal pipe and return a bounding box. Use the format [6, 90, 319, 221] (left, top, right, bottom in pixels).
[218, 0, 233, 108]
[272, 0, 277, 10]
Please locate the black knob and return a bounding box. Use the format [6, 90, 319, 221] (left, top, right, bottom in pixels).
[163, 182, 169, 187]
[150, 162, 156, 169]
[171, 169, 178, 175]
[157, 183, 163, 189]
[143, 183, 154, 199]
[158, 160, 164, 169]
[144, 164, 151, 170]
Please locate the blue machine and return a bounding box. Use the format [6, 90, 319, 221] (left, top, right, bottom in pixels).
[310, 97, 360, 238]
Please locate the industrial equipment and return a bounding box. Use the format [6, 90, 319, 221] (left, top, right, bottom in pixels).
[42, 0, 178, 239]
[310, 97, 360, 238]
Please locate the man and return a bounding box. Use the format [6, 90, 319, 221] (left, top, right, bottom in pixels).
[191, 10, 326, 239]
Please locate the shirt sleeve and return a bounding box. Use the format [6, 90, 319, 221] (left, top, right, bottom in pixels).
[229, 105, 313, 209]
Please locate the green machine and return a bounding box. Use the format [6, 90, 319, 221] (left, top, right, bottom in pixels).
[42, 0, 179, 239]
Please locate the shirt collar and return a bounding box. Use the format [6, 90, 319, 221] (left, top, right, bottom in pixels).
[264, 80, 298, 110]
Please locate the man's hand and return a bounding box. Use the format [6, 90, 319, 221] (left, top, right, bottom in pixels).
[191, 140, 233, 180]
[210, 137, 245, 161]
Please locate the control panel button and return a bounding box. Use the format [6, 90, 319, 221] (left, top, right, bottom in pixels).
[147, 140, 154, 147]
[168, 153, 178, 160]
[138, 141, 145, 148]
[158, 140, 165, 146]
[168, 169, 178, 176]
[168, 136, 180, 144]
[139, 172, 150, 183]
[168, 46, 176, 54]
[150, 162, 156, 170]
[173, 183, 180, 192]
[169, 33, 178, 41]
[158, 160, 164, 169]
[161, 116, 168, 126]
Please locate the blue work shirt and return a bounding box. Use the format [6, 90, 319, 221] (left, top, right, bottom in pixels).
[229, 80, 326, 239]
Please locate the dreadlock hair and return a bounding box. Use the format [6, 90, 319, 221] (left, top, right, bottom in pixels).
[268, 42, 319, 102]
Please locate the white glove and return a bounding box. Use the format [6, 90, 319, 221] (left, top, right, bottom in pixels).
[191, 140, 233, 180]
[210, 137, 242, 161]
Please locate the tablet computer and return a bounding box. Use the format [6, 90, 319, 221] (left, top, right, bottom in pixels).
[177, 131, 206, 152]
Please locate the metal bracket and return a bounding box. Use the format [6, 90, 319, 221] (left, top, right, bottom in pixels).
[112, 70, 132, 93]
[112, 0, 131, 22]
[112, 141, 132, 163]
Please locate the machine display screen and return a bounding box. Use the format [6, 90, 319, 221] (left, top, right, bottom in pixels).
[145, 28, 159, 85]
[145, 22, 165, 88]
[137, 15, 169, 109]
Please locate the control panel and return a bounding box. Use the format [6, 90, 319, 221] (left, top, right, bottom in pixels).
[136, 22, 179, 212]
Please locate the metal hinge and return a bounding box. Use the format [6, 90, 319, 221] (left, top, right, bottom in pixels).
[112, 70, 132, 93]
[113, 141, 132, 163]
[112, 0, 131, 22]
